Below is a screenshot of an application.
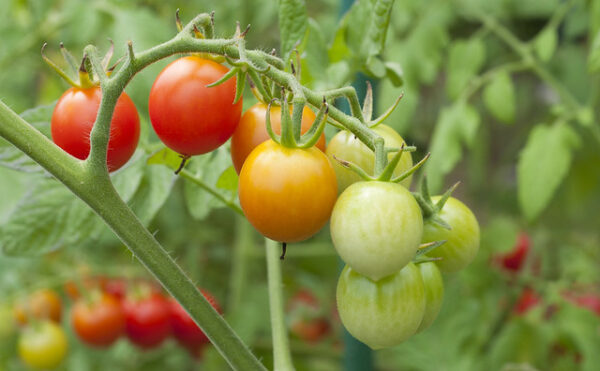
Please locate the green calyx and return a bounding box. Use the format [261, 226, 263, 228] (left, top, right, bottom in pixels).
[333, 146, 430, 183]
[412, 177, 460, 230]
[42, 41, 117, 89]
[265, 95, 329, 149]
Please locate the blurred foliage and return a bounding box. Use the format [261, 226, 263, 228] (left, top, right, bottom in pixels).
[1, 0, 600, 370]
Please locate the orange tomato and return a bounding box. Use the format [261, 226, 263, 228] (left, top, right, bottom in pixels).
[14, 289, 62, 325]
[230, 103, 326, 174]
[238, 140, 337, 243]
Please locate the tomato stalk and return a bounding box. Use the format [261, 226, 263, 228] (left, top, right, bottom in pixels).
[265, 238, 296, 371]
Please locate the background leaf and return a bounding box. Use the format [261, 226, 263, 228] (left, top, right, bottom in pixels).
[517, 123, 580, 221]
[426, 102, 481, 192]
[278, 0, 308, 60]
[534, 27, 558, 62]
[483, 71, 516, 124]
[446, 38, 486, 100]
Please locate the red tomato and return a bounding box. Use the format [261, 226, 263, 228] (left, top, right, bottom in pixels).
[230, 103, 326, 174]
[148, 56, 242, 156]
[123, 293, 171, 349]
[169, 290, 221, 351]
[495, 233, 531, 272]
[238, 140, 337, 243]
[287, 290, 330, 343]
[562, 292, 600, 316]
[514, 288, 541, 315]
[51, 87, 140, 172]
[14, 289, 62, 325]
[103, 278, 128, 300]
[71, 293, 125, 347]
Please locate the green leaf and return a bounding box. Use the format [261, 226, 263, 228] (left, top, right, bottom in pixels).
[446, 38, 486, 100]
[426, 102, 481, 192]
[0, 177, 104, 256]
[587, 31, 600, 73]
[534, 27, 557, 62]
[278, 0, 308, 60]
[517, 123, 580, 221]
[298, 19, 329, 89]
[147, 147, 183, 169]
[483, 71, 516, 124]
[0, 103, 55, 173]
[364, 0, 395, 57]
[384, 61, 404, 87]
[216, 166, 239, 193]
[128, 165, 176, 225]
[365, 56, 386, 78]
[184, 147, 236, 220]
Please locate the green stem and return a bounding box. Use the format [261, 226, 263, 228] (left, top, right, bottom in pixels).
[265, 238, 295, 371]
[228, 217, 253, 310]
[178, 168, 244, 216]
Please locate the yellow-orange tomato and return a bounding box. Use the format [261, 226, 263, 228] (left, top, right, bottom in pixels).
[14, 289, 62, 326]
[230, 103, 326, 174]
[238, 140, 337, 243]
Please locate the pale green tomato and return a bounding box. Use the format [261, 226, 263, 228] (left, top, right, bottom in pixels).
[336, 263, 425, 349]
[416, 262, 444, 332]
[18, 321, 68, 370]
[330, 181, 423, 281]
[325, 124, 413, 192]
[422, 196, 480, 273]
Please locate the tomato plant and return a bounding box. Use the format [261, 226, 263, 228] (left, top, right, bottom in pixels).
[71, 292, 125, 347]
[148, 56, 242, 156]
[416, 262, 444, 333]
[336, 263, 425, 349]
[326, 124, 413, 192]
[14, 289, 62, 326]
[330, 181, 423, 281]
[422, 196, 480, 273]
[18, 321, 68, 370]
[51, 87, 140, 172]
[231, 102, 326, 174]
[169, 289, 221, 352]
[238, 139, 337, 243]
[123, 293, 171, 349]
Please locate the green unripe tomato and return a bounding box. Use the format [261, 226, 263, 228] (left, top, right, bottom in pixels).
[422, 196, 480, 273]
[416, 262, 444, 333]
[330, 181, 423, 281]
[336, 263, 425, 349]
[325, 124, 413, 192]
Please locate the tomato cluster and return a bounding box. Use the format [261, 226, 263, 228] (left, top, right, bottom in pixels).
[11, 281, 220, 370]
[45, 45, 483, 353]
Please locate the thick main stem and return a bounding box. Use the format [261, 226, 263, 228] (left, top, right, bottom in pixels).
[265, 238, 295, 371]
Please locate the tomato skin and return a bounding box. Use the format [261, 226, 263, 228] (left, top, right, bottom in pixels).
[336, 263, 425, 349]
[169, 290, 221, 350]
[14, 289, 62, 325]
[71, 293, 125, 347]
[18, 321, 68, 370]
[330, 181, 423, 281]
[326, 125, 413, 192]
[422, 196, 480, 273]
[230, 103, 326, 174]
[416, 262, 444, 332]
[123, 293, 171, 349]
[238, 140, 337, 243]
[51, 87, 140, 172]
[148, 56, 242, 156]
